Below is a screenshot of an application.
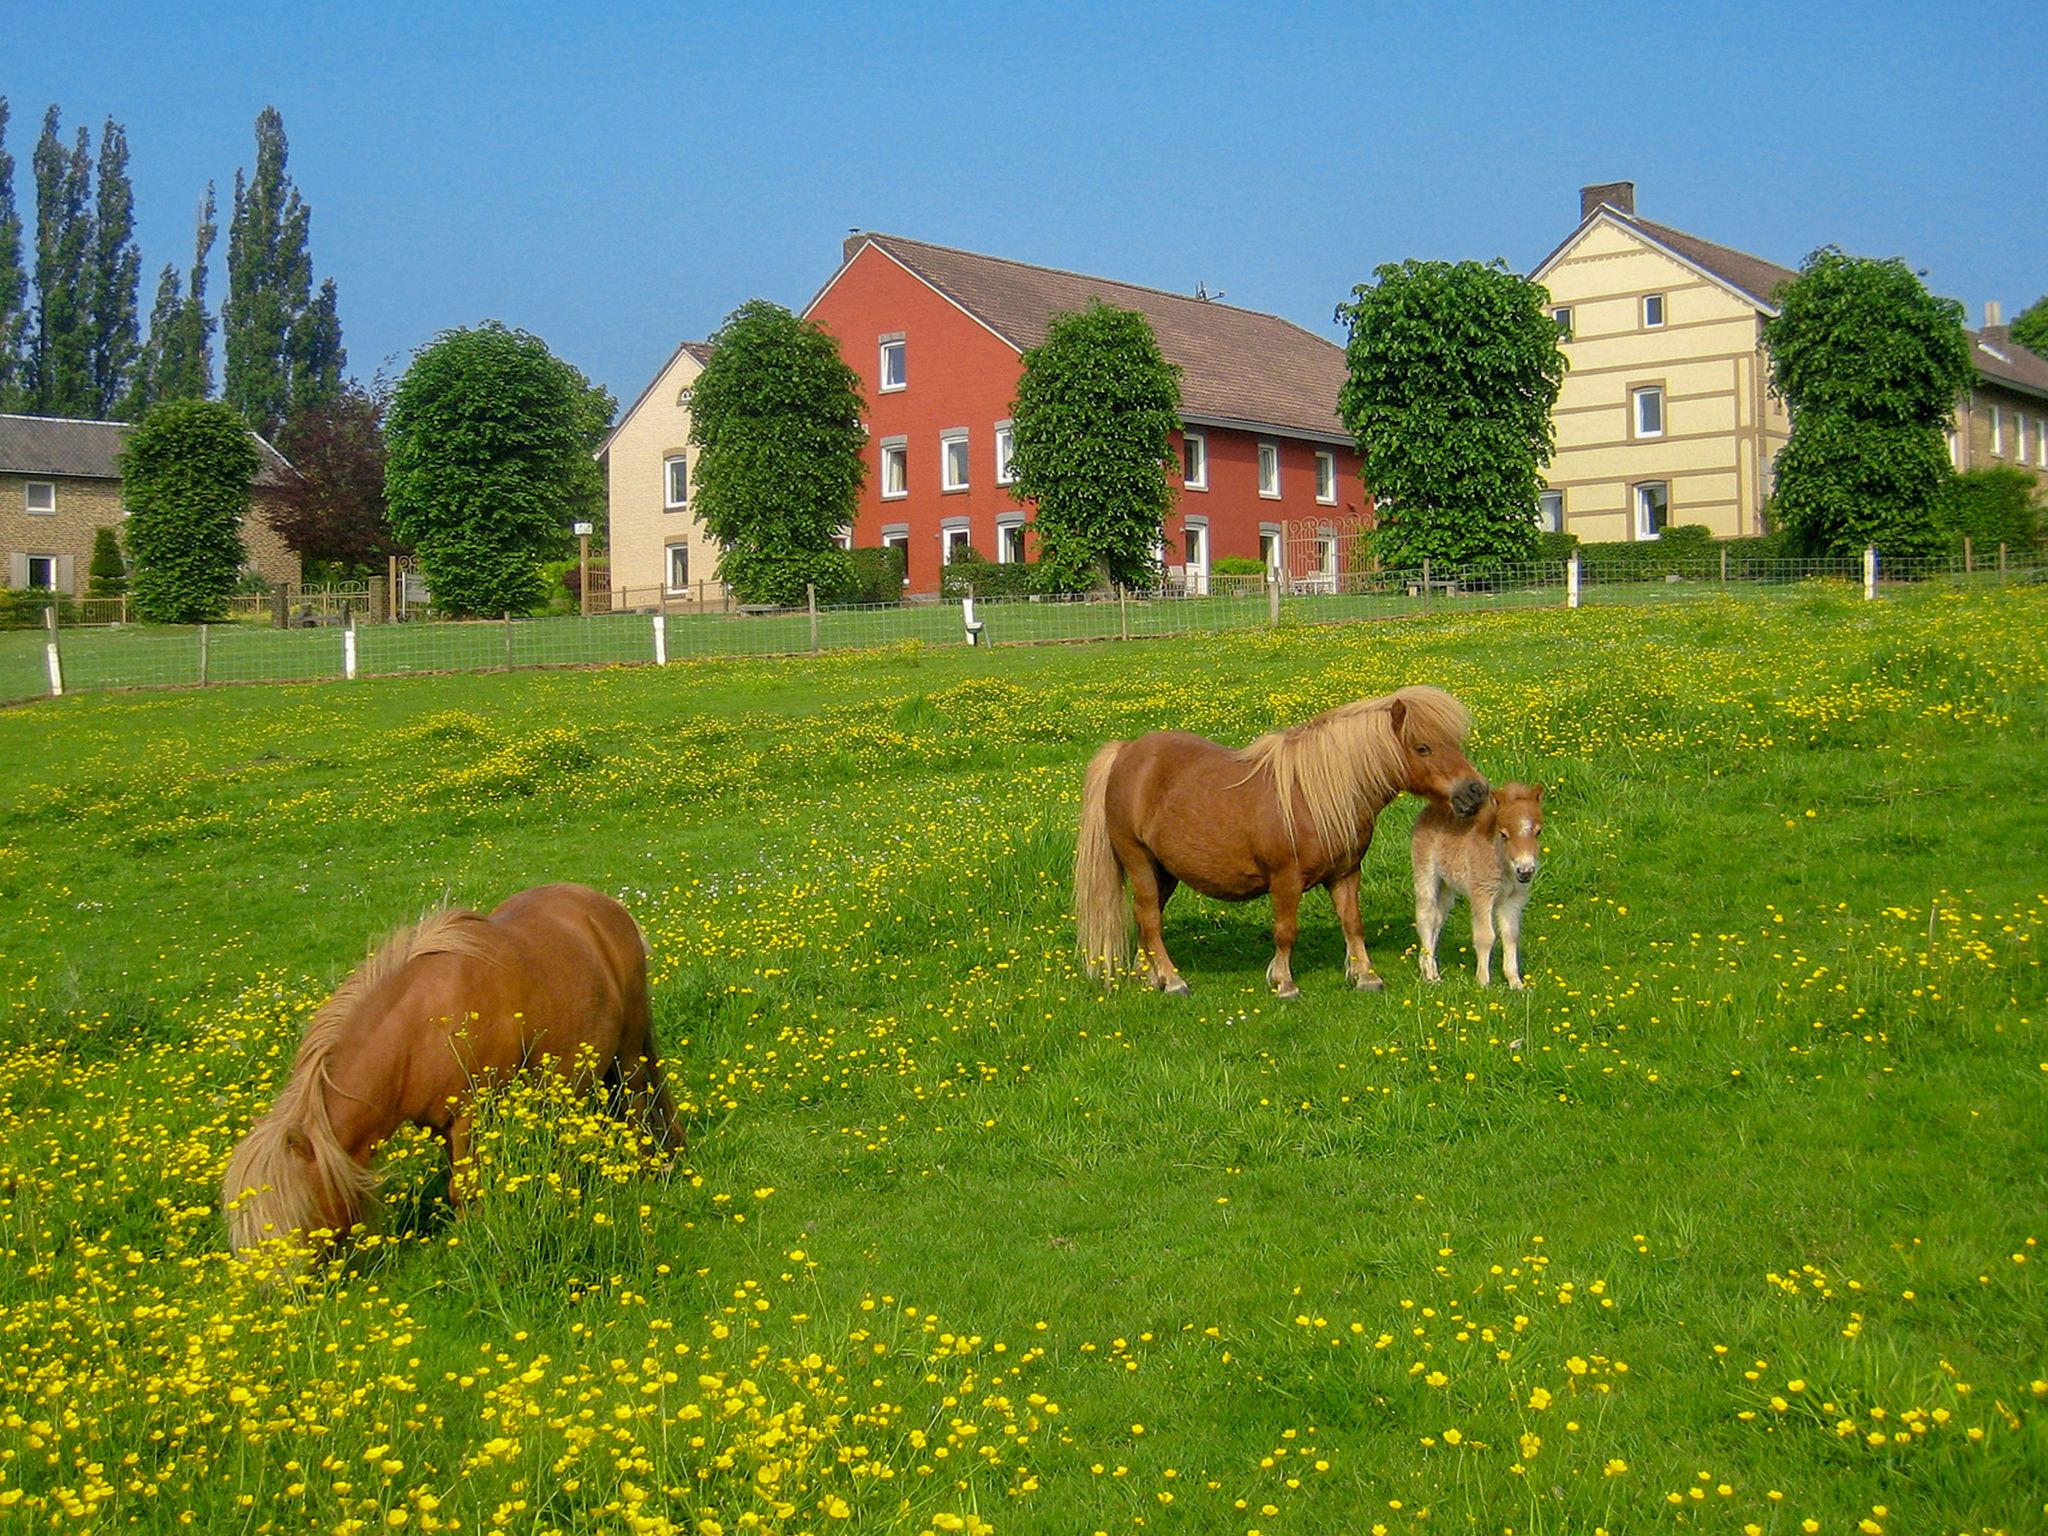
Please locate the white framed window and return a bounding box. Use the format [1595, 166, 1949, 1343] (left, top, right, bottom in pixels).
[879, 335, 906, 392]
[1258, 442, 1280, 498]
[1552, 306, 1573, 340]
[942, 523, 972, 564]
[881, 525, 910, 584]
[665, 542, 690, 592]
[2037, 416, 2047, 468]
[880, 440, 908, 499]
[1316, 534, 1337, 579]
[1632, 385, 1664, 439]
[1315, 451, 1337, 504]
[1259, 524, 1282, 575]
[663, 455, 688, 508]
[941, 429, 969, 492]
[26, 554, 57, 590]
[1180, 519, 1209, 595]
[1990, 404, 2003, 456]
[994, 422, 1016, 485]
[997, 516, 1026, 565]
[1642, 293, 1666, 328]
[1634, 481, 1668, 541]
[25, 481, 55, 515]
[1948, 426, 1961, 468]
[1182, 431, 1208, 491]
[1538, 490, 1564, 532]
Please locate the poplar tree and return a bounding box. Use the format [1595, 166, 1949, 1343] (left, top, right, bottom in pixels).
[31, 106, 95, 418]
[0, 101, 30, 410]
[225, 106, 319, 435]
[289, 276, 345, 410]
[89, 119, 141, 418]
[128, 185, 217, 414]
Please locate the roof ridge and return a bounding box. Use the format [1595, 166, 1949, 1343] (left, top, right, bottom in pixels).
[0, 411, 129, 428]
[864, 232, 1333, 337]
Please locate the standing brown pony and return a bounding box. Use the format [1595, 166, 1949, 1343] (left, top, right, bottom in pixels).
[1075, 686, 1487, 997]
[222, 882, 680, 1253]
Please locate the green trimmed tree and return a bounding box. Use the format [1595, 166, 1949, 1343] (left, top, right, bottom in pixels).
[1763, 248, 1971, 557]
[1007, 300, 1181, 591]
[87, 525, 126, 595]
[1336, 259, 1565, 569]
[688, 299, 865, 606]
[385, 323, 602, 617]
[1935, 466, 2043, 552]
[121, 399, 258, 622]
[2012, 296, 2048, 358]
[0, 101, 30, 410]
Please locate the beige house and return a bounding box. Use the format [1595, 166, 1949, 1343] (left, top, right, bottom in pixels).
[1, 413, 301, 595]
[1531, 182, 2048, 542]
[598, 339, 717, 607]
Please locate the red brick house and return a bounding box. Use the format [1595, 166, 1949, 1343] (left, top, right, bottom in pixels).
[803, 233, 1365, 594]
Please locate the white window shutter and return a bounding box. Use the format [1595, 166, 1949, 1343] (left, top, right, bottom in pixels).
[57, 555, 76, 594]
[7, 553, 25, 588]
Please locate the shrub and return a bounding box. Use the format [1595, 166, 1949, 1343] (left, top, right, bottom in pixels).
[121, 398, 260, 623]
[940, 555, 1039, 600]
[87, 527, 127, 596]
[0, 589, 79, 629]
[1212, 556, 1266, 576]
[1535, 530, 1580, 562]
[845, 546, 906, 606]
[1935, 467, 2043, 552]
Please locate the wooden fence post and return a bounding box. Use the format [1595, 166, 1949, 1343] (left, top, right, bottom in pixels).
[1421, 559, 1432, 614]
[1999, 542, 2009, 580]
[503, 612, 514, 670]
[43, 605, 62, 697]
[1720, 546, 1729, 584]
[343, 608, 359, 680]
[197, 622, 209, 687]
[807, 583, 819, 653]
[1118, 584, 1130, 642]
[1963, 535, 1974, 574]
[1567, 552, 1581, 609]
[651, 612, 667, 665]
[1863, 545, 1878, 601]
[1267, 573, 1280, 626]
[272, 586, 289, 629]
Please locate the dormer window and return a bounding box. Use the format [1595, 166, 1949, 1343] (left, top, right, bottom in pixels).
[879, 336, 906, 392]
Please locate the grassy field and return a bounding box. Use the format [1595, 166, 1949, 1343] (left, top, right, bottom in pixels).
[0, 586, 2043, 1536]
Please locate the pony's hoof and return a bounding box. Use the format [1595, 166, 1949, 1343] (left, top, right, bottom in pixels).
[1273, 984, 1301, 1001]
[1161, 978, 1192, 997]
[1507, 979, 1526, 992]
[1353, 972, 1385, 993]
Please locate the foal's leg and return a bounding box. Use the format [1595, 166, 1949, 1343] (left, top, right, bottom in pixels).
[1329, 868, 1383, 991]
[1500, 893, 1528, 991]
[1266, 875, 1304, 1000]
[1129, 860, 1189, 994]
[1415, 871, 1448, 983]
[1470, 894, 1498, 987]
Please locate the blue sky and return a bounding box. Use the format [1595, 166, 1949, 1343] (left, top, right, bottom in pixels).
[8, 1, 2044, 403]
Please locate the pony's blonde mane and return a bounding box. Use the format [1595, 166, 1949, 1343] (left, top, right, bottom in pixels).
[222, 907, 499, 1252]
[1235, 685, 1471, 854]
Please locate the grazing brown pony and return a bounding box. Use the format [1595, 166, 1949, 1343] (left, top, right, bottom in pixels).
[222, 883, 679, 1253]
[1075, 686, 1488, 997]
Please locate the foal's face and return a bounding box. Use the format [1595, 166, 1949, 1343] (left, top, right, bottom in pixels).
[1493, 786, 1545, 885]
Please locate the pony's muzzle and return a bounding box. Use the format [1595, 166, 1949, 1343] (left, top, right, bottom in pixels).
[1513, 860, 1538, 884]
[1451, 778, 1489, 817]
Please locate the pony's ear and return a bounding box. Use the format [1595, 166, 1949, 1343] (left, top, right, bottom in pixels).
[285, 1128, 314, 1164]
[1388, 697, 1407, 739]
[1532, 783, 1546, 801]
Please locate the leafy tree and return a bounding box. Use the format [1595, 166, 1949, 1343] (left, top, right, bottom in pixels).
[272, 381, 398, 573]
[30, 106, 94, 418]
[121, 398, 259, 622]
[0, 100, 30, 410]
[87, 525, 126, 595]
[128, 184, 219, 417]
[688, 299, 865, 606]
[1335, 259, 1565, 569]
[1007, 300, 1181, 591]
[1763, 248, 1972, 557]
[2013, 295, 2048, 358]
[1935, 466, 2043, 551]
[88, 119, 139, 417]
[385, 323, 603, 617]
[225, 108, 340, 435]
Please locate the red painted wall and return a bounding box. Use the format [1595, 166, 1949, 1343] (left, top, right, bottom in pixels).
[807, 244, 1367, 592]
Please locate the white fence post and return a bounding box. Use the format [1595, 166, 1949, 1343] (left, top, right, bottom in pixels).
[1863, 545, 1877, 601]
[651, 611, 667, 665]
[43, 606, 62, 697]
[343, 610, 359, 679]
[1567, 553, 1581, 609]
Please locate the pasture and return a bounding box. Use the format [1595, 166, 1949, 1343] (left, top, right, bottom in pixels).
[0, 585, 2043, 1536]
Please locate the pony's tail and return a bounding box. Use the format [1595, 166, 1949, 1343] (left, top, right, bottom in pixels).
[221, 1081, 378, 1255]
[1075, 742, 1132, 981]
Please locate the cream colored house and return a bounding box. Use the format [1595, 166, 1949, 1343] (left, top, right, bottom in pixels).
[598, 339, 718, 607]
[1532, 183, 1793, 541]
[1533, 182, 2048, 543]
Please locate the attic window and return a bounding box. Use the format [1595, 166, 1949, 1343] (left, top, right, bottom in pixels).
[1642, 293, 1666, 328]
[1552, 307, 1573, 340]
[880, 337, 906, 391]
[676, 386, 693, 407]
[25, 481, 55, 515]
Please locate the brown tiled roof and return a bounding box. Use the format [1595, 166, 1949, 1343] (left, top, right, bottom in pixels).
[848, 234, 1350, 441]
[678, 341, 715, 367]
[0, 412, 297, 486]
[1971, 329, 2048, 403]
[1630, 218, 1800, 311]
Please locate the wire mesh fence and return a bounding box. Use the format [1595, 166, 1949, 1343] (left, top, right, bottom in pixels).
[6, 546, 2044, 706]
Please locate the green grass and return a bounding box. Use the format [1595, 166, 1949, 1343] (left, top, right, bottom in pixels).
[0, 586, 2044, 1536]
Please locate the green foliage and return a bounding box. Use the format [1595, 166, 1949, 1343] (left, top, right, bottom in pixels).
[1009, 301, 1182, 591]
[689, 300, 866, 607]
[0, 587, 77, 629]
[87, 526, 126, 596]
[1935, 467, 2043, 552]
[939, 553, 1038, 600]
[2011, 295, 2048, 357]
[1534, 530, 1580, 562]
[30, 107, 94, 417]
[127, 185, 218, 416]
[385, 323, 602, 618]
[1764, 248, 1972, 557]
[1211, 555, 1267, 576]
[89, 119, 139, 418]
[1336, 259, 1565, 568]
[120, 399, 259, 622]
[271, 382, 397, 572]
[0, 101, 28, 409]
[845, 545, 906, 606]
[224, 108, 341, 437]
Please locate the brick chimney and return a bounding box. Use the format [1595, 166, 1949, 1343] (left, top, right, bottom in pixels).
[843, 230, 871, 267]
[1580, 181, 1636, 220]
[1983, 299, 2006, 338]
